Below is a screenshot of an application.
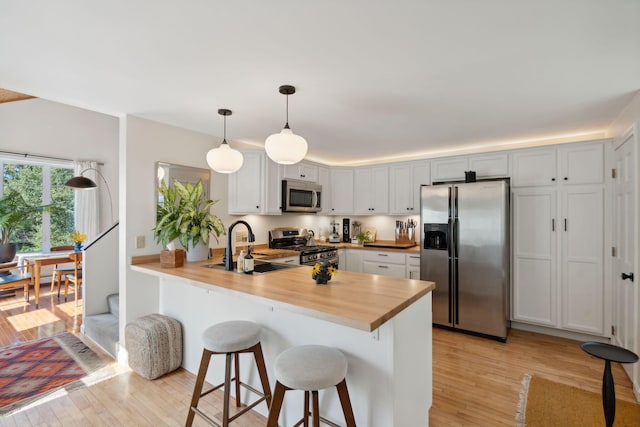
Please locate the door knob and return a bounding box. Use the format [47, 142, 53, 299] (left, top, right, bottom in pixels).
[621, 272, 634, 282]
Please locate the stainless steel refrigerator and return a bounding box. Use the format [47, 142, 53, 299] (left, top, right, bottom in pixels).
[420, 180, 510, 341]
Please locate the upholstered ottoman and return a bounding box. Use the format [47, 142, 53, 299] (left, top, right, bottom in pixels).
[125, 313, 183, 380]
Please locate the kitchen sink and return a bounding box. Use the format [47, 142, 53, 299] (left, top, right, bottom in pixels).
[202, 259, 297, 274]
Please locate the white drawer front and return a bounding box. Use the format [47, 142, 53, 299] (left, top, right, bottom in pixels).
[362, 262, 406, 278]
[406, 254, 420, 266]
[362, 251, 405, 264]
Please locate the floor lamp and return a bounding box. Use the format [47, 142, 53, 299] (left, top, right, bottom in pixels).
[65, 168, 114, 226]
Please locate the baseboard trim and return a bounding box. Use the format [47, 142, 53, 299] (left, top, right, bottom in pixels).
[511, 322, 610, 343]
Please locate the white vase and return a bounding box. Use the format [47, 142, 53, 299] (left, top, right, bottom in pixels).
[185, 242, 209, 262]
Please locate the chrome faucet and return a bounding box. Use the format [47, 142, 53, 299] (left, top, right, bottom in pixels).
[225, 220, 255, 271]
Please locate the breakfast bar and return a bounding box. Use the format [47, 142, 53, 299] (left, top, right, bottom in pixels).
[131, 259, 435, 426]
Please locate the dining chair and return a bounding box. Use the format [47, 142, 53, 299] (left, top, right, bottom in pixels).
[51, 246, 81, 299]
[0, 261, 33, 302]
[62, 252, 83, 306]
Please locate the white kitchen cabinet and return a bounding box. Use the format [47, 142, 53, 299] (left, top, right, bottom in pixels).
[560, 186, 604, 334]
[317, 166, 332, 215]
[430, 157, 468, 183]
[510, 147, 557, 187]
[389, 161, 430, 214]
[511, 141, 604, 187]
[354, 166, 389, 214]
[406, 253, 420, 279]
[228, 151, 283, 215]
[512, 183, 606, 335]
[337, 249, 346, 271]
[467, 153, 509, 178]
[558, 143, 604, 185]
[263, 157, 283, 215]
[329, 168, 354, 215]
[345, 249, 363, 273]
[362, 250, 406, 278]
[282, 161, 318, 182]
[228, 151, 264, 215]
[512, 188, 558, 326]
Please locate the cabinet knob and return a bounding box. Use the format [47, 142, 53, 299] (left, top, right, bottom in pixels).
[256, 206, 259, 209]
[564, 177, 568, 181]
[300, 174, 306, 178]
[551, 178, 556, 182]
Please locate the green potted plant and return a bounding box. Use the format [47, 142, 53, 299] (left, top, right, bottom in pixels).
[0, 190, 57, 262]
[354, 230, 372, 245]
[153, 179, 225, 262]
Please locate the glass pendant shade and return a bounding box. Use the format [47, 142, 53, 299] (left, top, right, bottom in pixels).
[207, 141, 244, 174]
[208, 108, 243, 173]
[265, 127, 308, 165]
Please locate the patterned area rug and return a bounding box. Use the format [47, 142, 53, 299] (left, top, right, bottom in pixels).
[516, 373, 640, 426]
[0, 332, 107, 415]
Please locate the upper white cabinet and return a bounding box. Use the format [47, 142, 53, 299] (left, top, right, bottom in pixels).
[389, 161, 430, 214]
[511, 148, 557, 187]
[282, 161, 318, 182]
[329, 168, 354, 215]
[558, 143, 604, 185]
[468, 153, 509, 178]
[228, 151, 264, 214]
[431, 153, 508, 183]
[430, 157, 467, 183]
[511, 141, 604, 187]
[354, 166, 389, 214]
[228, 151, 282, 215]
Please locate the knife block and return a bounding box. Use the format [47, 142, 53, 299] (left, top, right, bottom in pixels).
[395, 226, 416, 244]
[160, 249, 186, 268]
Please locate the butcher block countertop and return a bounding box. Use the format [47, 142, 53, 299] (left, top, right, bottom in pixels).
[130, 257, 434, 332]
[335, 240, 420, 253]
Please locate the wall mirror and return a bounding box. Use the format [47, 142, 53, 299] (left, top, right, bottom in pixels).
[156, 161, 211, 207]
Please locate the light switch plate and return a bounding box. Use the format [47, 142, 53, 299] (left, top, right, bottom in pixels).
[135, 235, 145, 249]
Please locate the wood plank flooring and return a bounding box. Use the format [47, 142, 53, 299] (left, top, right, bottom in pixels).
[0, 287, 637, 426]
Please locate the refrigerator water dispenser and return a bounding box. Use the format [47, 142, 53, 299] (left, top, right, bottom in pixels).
[424, 223, 448, 250]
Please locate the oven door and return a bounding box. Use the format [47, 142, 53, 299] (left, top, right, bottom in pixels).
[282, 180, 322, 213]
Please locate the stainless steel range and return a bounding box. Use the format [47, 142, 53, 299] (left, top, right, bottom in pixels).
[268, 228, 338, 266]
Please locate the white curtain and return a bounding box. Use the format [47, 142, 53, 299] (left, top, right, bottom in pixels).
[74, 160, 99, 241]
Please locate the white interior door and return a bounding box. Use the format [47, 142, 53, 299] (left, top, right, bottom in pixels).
[613, 130, 637, 382]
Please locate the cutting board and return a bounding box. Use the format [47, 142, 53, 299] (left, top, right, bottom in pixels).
[363, 241, 417, 249]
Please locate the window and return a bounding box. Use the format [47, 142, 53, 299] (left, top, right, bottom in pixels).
[1, 157, 75, 252]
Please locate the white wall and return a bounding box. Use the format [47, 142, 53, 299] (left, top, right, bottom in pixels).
[0, 98, 119, 231]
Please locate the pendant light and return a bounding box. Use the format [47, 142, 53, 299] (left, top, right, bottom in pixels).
[207, 109, 244, 174]
[265, 85, 308, 165]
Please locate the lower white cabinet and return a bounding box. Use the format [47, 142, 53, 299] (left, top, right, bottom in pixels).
[512, 185, 605, 335]
[406, 254, 420, 279]
[362, 251, 406, 278]
[345, 249, 363, 273]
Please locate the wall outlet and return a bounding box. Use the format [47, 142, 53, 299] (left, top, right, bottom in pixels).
[135, 235, 145, 249]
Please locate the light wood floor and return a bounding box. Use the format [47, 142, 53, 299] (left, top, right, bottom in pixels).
[0, 287, 637, 426]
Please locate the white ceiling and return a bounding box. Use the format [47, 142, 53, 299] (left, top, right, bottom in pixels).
[1, 1, 639, 166]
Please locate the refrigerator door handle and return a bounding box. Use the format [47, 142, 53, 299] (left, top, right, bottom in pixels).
[454, 218, 459, 256]
[448, 186, 452, 219]
[447, 218, 452, 258]
[454, 257, 459, 325]
[453, 186, 459, 218]
[448, 257, 454, 324]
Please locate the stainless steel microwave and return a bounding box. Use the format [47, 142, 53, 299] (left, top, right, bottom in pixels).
[282, 179, 322, 213]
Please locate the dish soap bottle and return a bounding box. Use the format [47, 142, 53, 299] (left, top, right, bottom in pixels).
[236, 250, 245, 273]
[243, 248, 254, 274]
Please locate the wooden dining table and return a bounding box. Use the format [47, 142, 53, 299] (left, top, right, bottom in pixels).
[24, 252, 74, 308]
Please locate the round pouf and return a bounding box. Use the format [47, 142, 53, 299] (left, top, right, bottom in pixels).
[274, 345, 348, 391]
[125, 313, 182, 380]
[202, 320, 261, 353]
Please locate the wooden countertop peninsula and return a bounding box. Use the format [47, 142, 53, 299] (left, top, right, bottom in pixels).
[130, 258, 434, 332]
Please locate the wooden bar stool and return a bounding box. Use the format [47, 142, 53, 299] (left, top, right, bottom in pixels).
[266, 345, 356, 427]
[186, 320, 272, 427]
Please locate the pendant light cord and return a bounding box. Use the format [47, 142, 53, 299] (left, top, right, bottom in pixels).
[284, 93, 290, 129]
[223, 114, 227, 142]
